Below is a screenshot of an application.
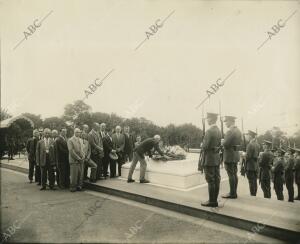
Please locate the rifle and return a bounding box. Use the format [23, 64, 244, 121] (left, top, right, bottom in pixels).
[240, 117, 247, 176]
[198, 107, 206, 173]
[219, 100, 224, 167]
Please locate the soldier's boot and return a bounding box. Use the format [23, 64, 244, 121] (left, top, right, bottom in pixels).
[288, 186, 294, 202]
[222, 176, 236, 199]
[201, 184, 218, 207]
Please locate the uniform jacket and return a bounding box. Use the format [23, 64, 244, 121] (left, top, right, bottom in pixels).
[134, 138, 164, 158]
[202, 124, 221, 166]
[284, 157, 294, 179]
[26, 137, 38, 162]
[55, 135, 69, 164]
[223, 125, 242, 163]
[294, 157, 300, 184]
[67, 136, 84, 164]
[124, 133, 134, 154]
[36, 138, 55, 167]
[272, 157, 285, 185]
[246, 139, 260, 171]
[112, 133, 125, 153]
[259, 151, 273, 169]
[88, 129, 104, 158]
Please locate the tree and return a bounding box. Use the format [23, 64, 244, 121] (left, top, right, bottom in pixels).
[43, 117, 67, 130]
[63, 100, 92, 127]
[22, 113, 43, 129]
[0, 108, 12, 121]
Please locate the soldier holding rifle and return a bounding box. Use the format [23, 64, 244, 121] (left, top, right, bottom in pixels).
[199, 113, 222, 207]
[221, 116, 242, 199]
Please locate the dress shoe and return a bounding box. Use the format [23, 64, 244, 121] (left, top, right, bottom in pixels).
[37, 183, 41, 186]
[294, 196, 300, 201]
[50, 187, 56, 190]
[127, 179, 135, 183]
[40, 187, 46, 191]
[89, 179, 97, 183]
[70, 189, 76, 192]
[201, 201, 218, 207]
[140, 179, 150, 184]
[77, 187, 82, 191]
[222, 193, 237, 199]
[29, 180, 33, 183]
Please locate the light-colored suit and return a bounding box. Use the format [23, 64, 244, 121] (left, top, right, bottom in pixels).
[36, 138, 55, 167]
[67, 136, 84, 190]
[36, 137, 55, 188]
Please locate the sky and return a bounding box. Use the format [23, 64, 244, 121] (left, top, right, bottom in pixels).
[1, 0, 299, 135]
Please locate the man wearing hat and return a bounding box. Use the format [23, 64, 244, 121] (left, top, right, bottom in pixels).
[245, 130, 260, 196]
[272, 148, 285, 200]
[200, 113, 222, 207]
[285, 147, 295, 202]
[221, 116, 242, 199]
[294, 148, 300, 200]
[258, 140, 273, 198]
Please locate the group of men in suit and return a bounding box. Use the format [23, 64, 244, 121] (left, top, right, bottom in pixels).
[26, 123, 135, 191]
[199, 112, 300, 207]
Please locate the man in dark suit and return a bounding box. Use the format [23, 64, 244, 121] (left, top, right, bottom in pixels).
[51, 129, 59, 187]
[36, 128, 56, 190]
[101, 124, 117, 178]
[221, 116, 242, 199]
[245, 130, 260, 196]
[127, 135, 164, 183]
[56, 128, 70, 188]
[112, 125, 126, 176]
[200, 113, 222, 207]
[124, 126, 134, 162]
[88, 123, 104, 180]
[26, 129, 40, 183]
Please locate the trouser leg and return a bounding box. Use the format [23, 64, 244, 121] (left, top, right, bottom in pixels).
[215, 166, 221, 202]
[41, 166, 47, 188]
[58, 162, 65, 188]
[225, 163, 235, 196]
[46, 157, 55, 188]
[204, 166, 217, 203]
[103, 157, 109, 176]
[128, 152, 139, 180]
[86, 159, 97, 182]
[139, 156, 147, 181]
[70, 164, 77, 191]
[65, 163, 70, 187]
[78, 163, 84, 188]
[28, 159, 34, 181]
[110, 159, 116, 177]
[35, 165, 41, 183]
[286, 178, 294, 202]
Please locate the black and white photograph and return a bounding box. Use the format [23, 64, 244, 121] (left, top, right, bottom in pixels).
[0, 0, 299, 243]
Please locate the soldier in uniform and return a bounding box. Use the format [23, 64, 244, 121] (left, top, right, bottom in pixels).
[258, 140, 273, 198]
[221, 116, 242, 199]
[245, 130, 260, 196]
[272, 148, 285, 200]
[294, 148, 300, 200]
[200, 113, 222, 207]
[285, 147, 295, 202]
